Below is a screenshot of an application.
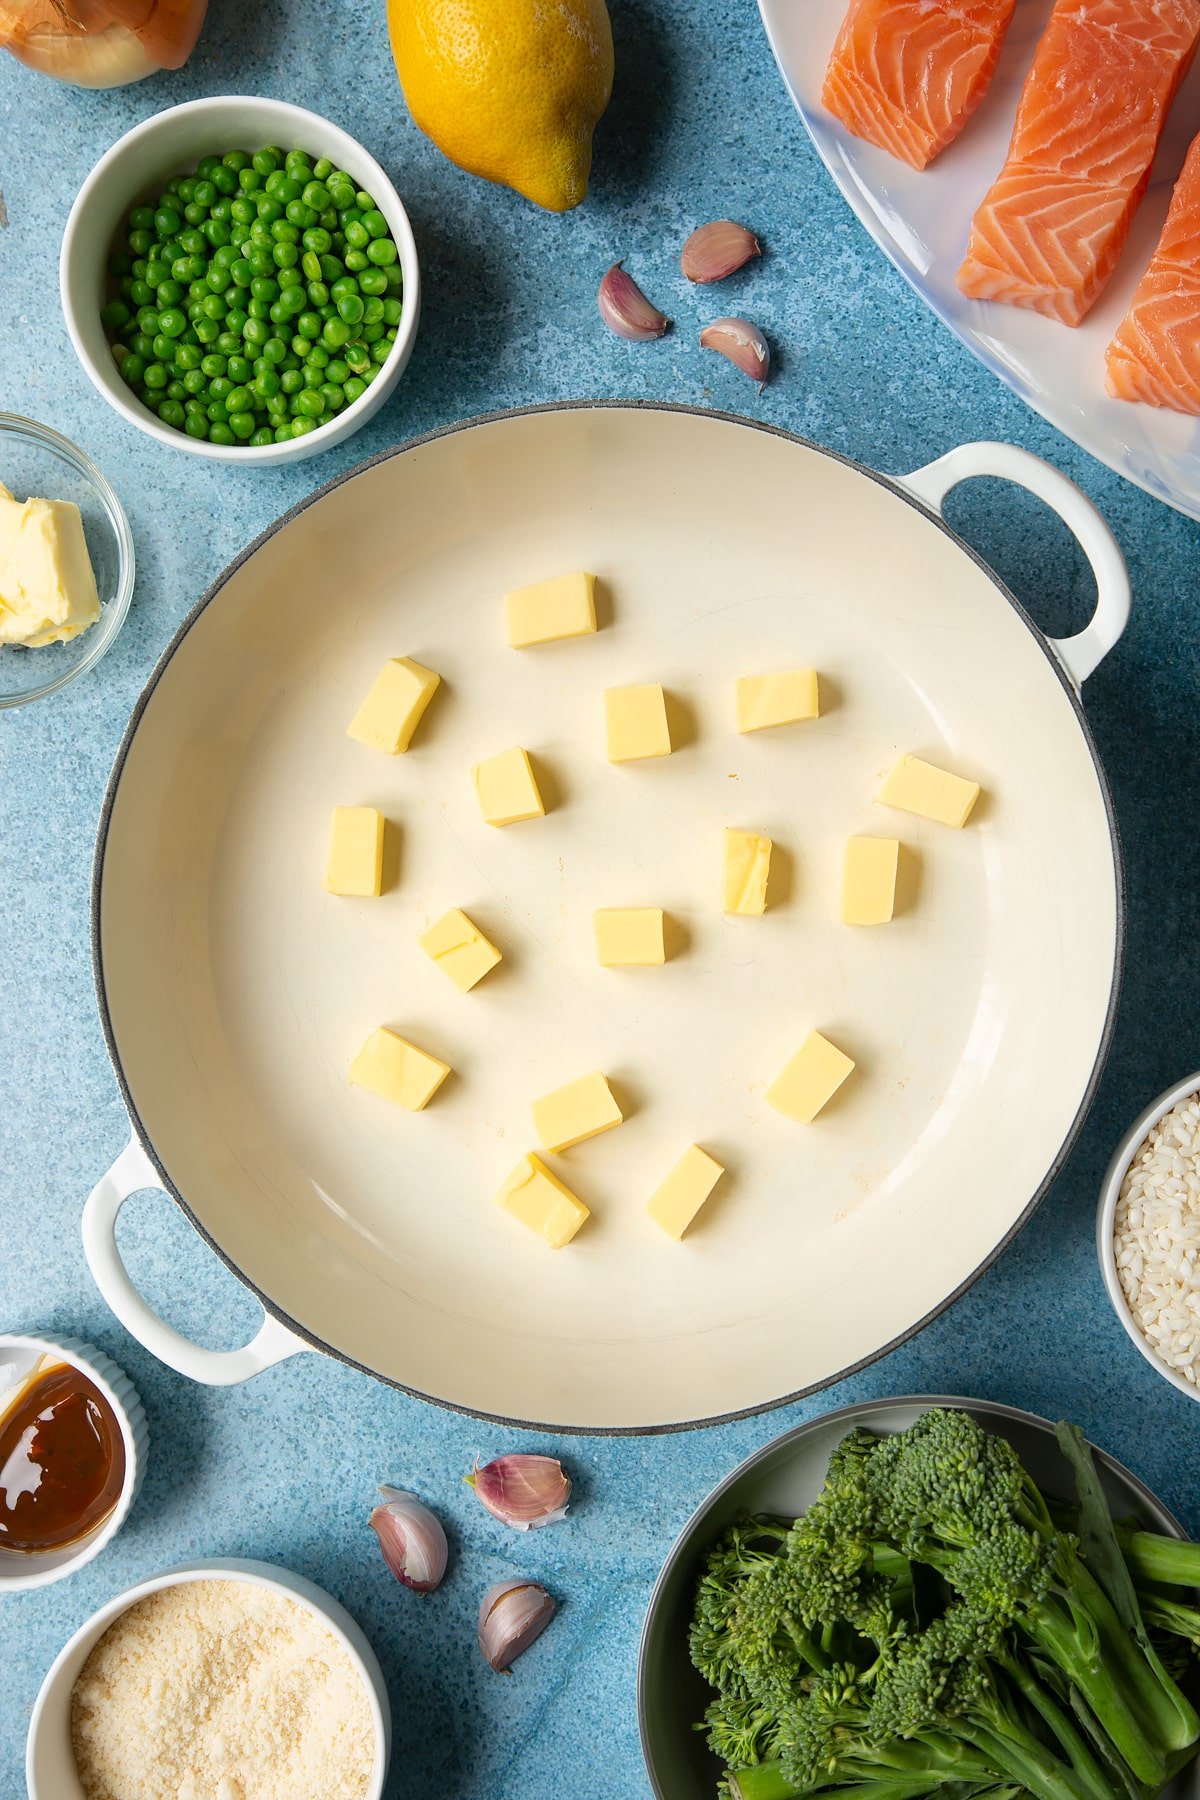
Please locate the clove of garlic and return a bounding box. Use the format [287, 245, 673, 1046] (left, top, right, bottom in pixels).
[597, 262, 671, 341]
[466, 1454, 572, 1530]
[369, 1486, 448, 1594]
[681, 220, 762, 284]
[478, 1579, 557, 1671]
[699, 317, 771, 390]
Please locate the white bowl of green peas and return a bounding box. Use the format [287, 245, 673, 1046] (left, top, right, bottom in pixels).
[60, 96, 421, 465]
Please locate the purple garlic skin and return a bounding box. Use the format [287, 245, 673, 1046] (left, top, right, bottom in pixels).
[699, 316, 771, 391]
[682, 220, 762, 284]
[478, 1579, 557, 1671]
[468, 1454, 572, 1531]
[369, 1486, 448, 1594]
[598, 262, 671, 341]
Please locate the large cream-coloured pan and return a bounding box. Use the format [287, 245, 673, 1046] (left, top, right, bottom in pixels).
[87, 406, 1128, 1431]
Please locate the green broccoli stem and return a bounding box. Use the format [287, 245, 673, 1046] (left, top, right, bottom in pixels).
[995, 1649, 1122, 1800]
[1141, 1589, 1200, 1648]
[725, 1748, 1007, 1800]
[1118, 1527, 1200, 1592]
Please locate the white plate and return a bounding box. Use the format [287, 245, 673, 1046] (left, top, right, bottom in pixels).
[87, 406, 1123, 1431]
[759, 0, 1200, 519]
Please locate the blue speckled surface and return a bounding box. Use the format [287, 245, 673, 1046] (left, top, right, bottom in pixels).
[3, 3, 1200, 1796]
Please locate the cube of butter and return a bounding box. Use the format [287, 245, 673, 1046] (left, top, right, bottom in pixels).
[0, 484, 101, 648]
[879, 755, 980, 828]
[736, 670, 819, 732]
[496, 1153, 590, 1248]
[347, 657, 441, 754]
[647, 1145, 725, 1241]
[533, 1071, 623, 1153]
[349, 1027, 450, 1111]
[324, 806, 385, 897]
[768, 1031, 855, 1123]
[473, 746, 545, 825]
[605, 684, 672, 762]
[724, 829, 772, 916]
[842, 837, 899, 925]
[419, 908, 502, 991]
[594, 907, 666, 966]
[506, 571, 596, 647]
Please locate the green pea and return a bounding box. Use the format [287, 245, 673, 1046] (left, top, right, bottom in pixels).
[183, 368, 207, 394]
[324, 356, 350, 383]
[203, 219, 232, 248]
[251, 426, 275, 446]
[336, 294, 364, 327]
[230, 259, 252, 287]
[285, 200, 316, 229]
[321, 381, 345, 412]
[224, 149, 250, 172]
[296, 310, 322, 340]
[143, 361, 168, 390]
[129, 279, 153, 307]
[212, 196, 234, 221]
[177, 228, 204, 256]
[344, 375, 366, 403]
[154, 206, 180, 237]
[208, 375, 233, 399]
[271, 219, 300, 245]
[384, 262, 402, 289]
[128, 331, 154, 358]
[302, 227, 332, 257]
[249, 275, 278, 304]
[267, 392, 289, 418]
[277, 266, 304, 290]
[174, 256, 207, 283]
[269, 301, 290, 327]
[360, 321, 383, 343]
[367, 237, 397, 266]
[159, 399, 186, 428]
[306, 280, 330, 307]
[273, 242, 299, 268]
[263, 336, 288, 364]
[209, 422, 236, 446]
[246, 246, 275, 277]
[343, 341, 370, 373]
[101, 299, 131, 331]
[144, 258, 169, 286]
[200, 352, 226, 377]
[273, 175, 302, 205]
[370, 338, 390, 364]
[238, 169, 261, 195]
[254, 369, 281, 399]
[157, 279, 185, 306]
[273, 422, 292, 442]
[233, 198, 258, 231]
[230, 222, 251, 247]
[343, 220, 370, 252]
[344, 249, 369, 273]
[361, 361, 379, 385]
[319, 207, 338, 231]
[151, 333, 174, 360]
[322, 317, 351, 349]
[358, 268, 387, 297]
[304, 346, 329, 373]
[256, 195, 284, 224]
[252, 148, 281, 178]
[130, 206, 155, 232]
[328, 178, 355, 211]
[201, 294, 226, 320]
[247, 298, 271, 321]
[185, 412, 210, 439]
[175, 341, 202, 369]
[360, 208, 387, 240]
[207, 399, 229, 422]
[227, 353, 252, 383]
[224, 385, 252, 414]
[318, 302, 336, 322]
[206, 264, 232, 293]
[183, 202, 206, 227]
[121, 352, 146, 383]
[280, 368, 303, 394]
[295, 389, 324, 418]
[216, 330, 241, 355]
[158, 307, 187, 337]
[311, 156, 332, 181]
[301, 250, 322, 283]
[195, 317, 220, 344]
[136, 303, 160, 332]
[212, 165, 238, 196]
[243, 316, 269, 347]
[382, 297, 402, 325]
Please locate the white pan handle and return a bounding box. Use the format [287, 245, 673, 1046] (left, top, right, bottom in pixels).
[896, 441, 1131, 689]
[83, 1136, 309, 1385]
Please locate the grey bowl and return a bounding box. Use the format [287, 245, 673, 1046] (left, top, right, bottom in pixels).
[638, 1394, 1196, 1799]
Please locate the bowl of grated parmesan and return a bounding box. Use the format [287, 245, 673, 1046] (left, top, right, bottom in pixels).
[25, 1558, 390, 1800]
[1098, 1071, 1200, 1406]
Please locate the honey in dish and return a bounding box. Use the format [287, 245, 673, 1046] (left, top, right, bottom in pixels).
[0, 1360, 125, 1552]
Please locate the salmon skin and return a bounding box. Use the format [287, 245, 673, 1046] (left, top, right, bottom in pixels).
[1106, 131, 1200, 410]
[958, 0, 1200, 326]
[822, 0, 1017, 171]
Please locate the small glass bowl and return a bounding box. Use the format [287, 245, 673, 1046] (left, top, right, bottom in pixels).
[0, 415, 134, 709]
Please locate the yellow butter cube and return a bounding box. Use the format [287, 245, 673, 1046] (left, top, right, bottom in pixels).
[324, 806, 385, 897]
[724, 829, 772, 916]
[879, 754, 980, 828]
[0, 485, 101, 647]
[842, 837, 899, 925]
[533, 1072, 623, 1153]
[605, 684, 672, 762]
[768, 1031, 855, 1123]
[594, 907, 666, 966]
[736, 670, 819, 732]
[419, 908, 502, 992]
[496, 1153, 590, 1248]
[506, 571, 597, 647]
[349, 1027, 451, 1111]
[647, 1145, 725, 1241]
[473, 746, 545, 826]
[347, 657, 441, 754]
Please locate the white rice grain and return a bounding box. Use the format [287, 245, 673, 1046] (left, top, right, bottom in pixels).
[1114, 1092, 1200, 1381]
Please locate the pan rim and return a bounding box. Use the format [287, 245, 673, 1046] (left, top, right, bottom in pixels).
[90, 399, 1127, 1435]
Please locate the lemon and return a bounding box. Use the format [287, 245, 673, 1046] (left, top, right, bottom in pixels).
[388, 0, 614, 213]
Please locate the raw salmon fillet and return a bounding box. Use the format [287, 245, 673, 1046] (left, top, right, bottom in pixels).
[958, 0, 1200, 325]
[822, 0, 1017, 171]
[1106, 131, 1200, 410]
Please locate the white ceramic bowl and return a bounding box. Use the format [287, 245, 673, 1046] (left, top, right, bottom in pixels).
[0, 1334, 145, 1591]
[60, 96, 420, 467]
[26, 1557, 392, 1799]
[1097, 1070, 1200, 1405]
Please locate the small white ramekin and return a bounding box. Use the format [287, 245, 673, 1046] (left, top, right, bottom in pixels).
[0, 1334, 146, 1591]
[60, 96, 420, 466]
[26, 1558, 391, 1799]
[1097, 1070, 1200, 1406]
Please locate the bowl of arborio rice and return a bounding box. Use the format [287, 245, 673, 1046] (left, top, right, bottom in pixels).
[25, 1558, 390, 1800]
[1098, 1070, 1200, 1405]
